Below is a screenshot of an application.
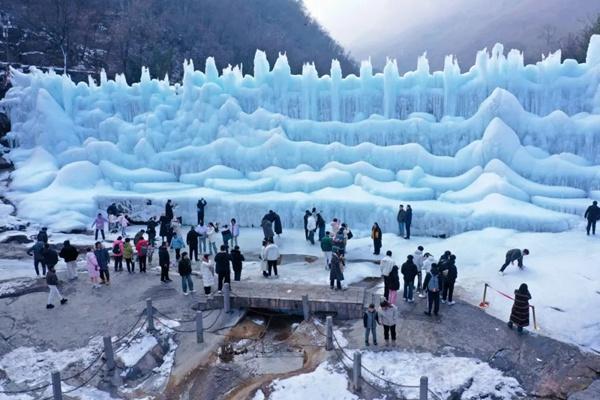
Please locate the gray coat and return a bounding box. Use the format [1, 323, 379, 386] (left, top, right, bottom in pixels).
[261, 218, 274, 239]
[329, 254, 344, 281]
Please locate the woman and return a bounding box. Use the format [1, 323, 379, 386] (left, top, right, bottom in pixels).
[508, 283, 532, 334]
[260, 240, 269, 278]
[371, 222, 382, 255]
[123, 238, 135, 273]
[388, 264, 400, 305]
[378, 300, 398, 344]
[206, 223, 219, 255]
[85, 247, 100, 288]
[200, 254, 216, 296]
[329, 251, 345, 290]
[231, 218, 239, 247]
[170, 232, 185, 260]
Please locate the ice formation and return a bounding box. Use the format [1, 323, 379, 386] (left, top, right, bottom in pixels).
[3, 37, 600, 233]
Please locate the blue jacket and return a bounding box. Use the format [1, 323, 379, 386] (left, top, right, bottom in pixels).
[170, 235, 185, 250]
[94, 248, 110, 270]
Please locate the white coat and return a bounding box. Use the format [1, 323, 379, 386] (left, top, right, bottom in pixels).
[206, 226, 218, 243]
[380, 255, 394, 277]
[200, 260, 215, 287]
[265, 243, 280, 261]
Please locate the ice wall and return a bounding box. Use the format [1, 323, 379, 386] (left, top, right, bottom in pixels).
[2, 37, 600, 233]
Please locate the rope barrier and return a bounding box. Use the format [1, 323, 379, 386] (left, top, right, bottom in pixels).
[479, 283, 539, 330]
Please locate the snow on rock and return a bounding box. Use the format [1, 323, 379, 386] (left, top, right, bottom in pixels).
[117, 335, 159, 367]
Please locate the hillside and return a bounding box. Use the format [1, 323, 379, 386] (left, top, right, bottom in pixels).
[0, 0, 356, 82]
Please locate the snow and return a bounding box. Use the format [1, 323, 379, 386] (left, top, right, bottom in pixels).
[116, 334, 158, 367]
[2, 37, 600, 233]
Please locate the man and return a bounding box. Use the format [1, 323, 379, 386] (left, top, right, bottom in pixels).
[413, 246, 425, 294]
[303, 210, 311, 241]
[59, 240, 79, 281]
[405, 205, 413, 239]
[306, 212, 317, 245]
[320, 231, 333, 270]
[214, 245, 231, 292]
[46, 265, 67, 309]
[43, 243, 59, 276]
[316, 212, 326, 241]
[400, 255, 418, 302]
[442, 255, 458, 305]
[37, 227, 48, 243]
[27, 240, 46, 276]
[265, 239, 280, 277]
[499, 248, 530, 275]
[195, 222, 208, 254]
[230, 246, 245, 281]
[146, 217, 158, 245]
[197, 198, 207, 225]
[158, 242, 171, 282]
[94, 242, 110, 285]
[186, 226, 199, 261]
[423, 265, 443, 316]
[584, 200, 600, 235]
[380, 250, 395, 300]
[178, 251, 194, 295]
[396, 205, 406, 237]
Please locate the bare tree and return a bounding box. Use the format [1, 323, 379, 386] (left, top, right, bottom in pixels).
[538, 24, 558, 52]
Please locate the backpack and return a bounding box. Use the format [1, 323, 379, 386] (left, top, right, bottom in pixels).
[428, 274, 439, 292]
[347, 230, 353, 239]
[112, 244, 120, 254]
[139, 244, 148, 256]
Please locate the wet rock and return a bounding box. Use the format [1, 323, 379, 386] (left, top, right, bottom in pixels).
[0, 156, 12, 170]
[0, 113, 10, 138]
[0, 234, 32, 244]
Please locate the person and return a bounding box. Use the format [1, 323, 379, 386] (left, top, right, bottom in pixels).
[200, 254, 215, 295]
[303, 210, 311, 240]
[332, 228, 347, 255]
[136, 236, 149, 273]
[178, 252, 194, 295]
[420, 252, 436, 298]
[320, 231, 333, 270]
[45, 265, 67, 309]
[231, 218, 240, 247]
[107, 202, 119, 217]
[159, 215, 171, 243]
[316, 212, 326, 241]
[197, 198, 207, 225]
[195, 222, 208, 254]
[388, 264, 400, 305]
[147, 217, 158, 245]
[329, 251, 345, 290]
[371, 222, 382, 255]
[27, 240, 47, 276]
[405, 205, 413, 239]
[170, 232, 185, 261]
[259, 240, 269, 278]
[43, 243, 59, 278]
[306, 212, 317, 245]
[499, 248, 530, 275]
[123, 238, 135, 273]
[37, 227, 48, 243]
[439, 250, 452, 269]
[401, 255, 418, 302]
[165, 199, 174, 221]
[442, 255, 458, 305]
[423, 265, 442, 316]
[158, 242, 171, 282]
[396, 205, 406, 237]
[508, 283, 532, 334]
[261, 217, 274, 242]
[91, 213, 108, 240]
[221, 224, 233, 251]
[108, 214, 118, 234]
[206, 223, 219, 255]
[111, 236, 124, 272]
[59, 240, 79, 281]
[265, 239, 280, 278]
[117, 214, 129, 237]
[380, 251, 394, 300]
[134, 229, 146, 246]
[363, 303, 379, 346]
[413, 246, 425, 294]
[378, 300, 398, 345]
[186, 226, 199, 262]
[147, 240, 156, 266]
[330, 218, 340, 235]
[214, 245, 231, 292]
[94, 242, 110, 285]
[85, 247, 100, 288]
[230, 246, 245, 281]
[273, 211, 283, 237]
[584, 200, 600, 235]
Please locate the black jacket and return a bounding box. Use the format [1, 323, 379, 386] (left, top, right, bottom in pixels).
[178, 259, 192, 275]
[214, 252, 231, 274]
[59, 245, 78, 262]
[274, 214, 283, 235]
[158, 247, 170, 266]
[422, 272, 443, 292]
[445, 262, 458, 282]
[165, 202, 174, 220]
[401, 260, 418, 282]
[230, 249, 245, 270]
[37, 230, 48, 243]
[43, 248, 59, 267]
[388, 265, 400, 291]
[585, 204, 600, 221]
[405, 207, 413, 225]
[46, 269, 59, 286]
[186, 230, 198, 246]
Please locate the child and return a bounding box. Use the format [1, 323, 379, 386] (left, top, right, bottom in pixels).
[200, 254, 215, 296]
[123, 238, 135, 273]
[363, 303, 379, 346]
[46, 265, 67, 309]
[85, 247, 100, 288]
[178, 252, 194, 295]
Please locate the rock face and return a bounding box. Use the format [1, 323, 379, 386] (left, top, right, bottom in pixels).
[0, 113, 9, 139]
[569, 380, 600, 400]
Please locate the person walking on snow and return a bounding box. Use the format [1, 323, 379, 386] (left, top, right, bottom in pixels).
[378, 300, 398, 345]
[206, 223, 219, 255]
[123, 238, 135, 273]
[27, 240, 47, 276]
[59, 240, 79, 281]
[265, 240, 280, 278]
[178, 252, 194, 295]
[94, 242, 110, 285]
[329, 251, 345, 290]
[401, 255, 418, 302]
[396, 205, 406, 237]
[584, 200, 600, 235]
[46, 265, 67, 309]
[423, 264, 442, 316]
[136, 236, 149, 273]
[441, 254, 458, 305]
[307, 213, 317, 245]
[320, 231, 333, 270]
[158, 242, 171, 283]
[85, 247, 100, 288]
[201, 254, 216, 295]
[404, 205, 413, 239]
[197, 198, 207, 225]
[170, 232, 185, 261]
[499, 248, 529, 275]
[91, 213, 108, 241]
[371, 222, 382, 255]
[413, 246, 425, 294]
[388, 264, 400, 305]
[214, 245, 231, 292]
[231, 218, 240, 247]
[186, 226, 199, 261]
[508, 283, 532, 334]
[111, 236, 124, 272]
[363, 303, 379, 346]
[230, 246, 245, 281]
[380, 251, 395, 300]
